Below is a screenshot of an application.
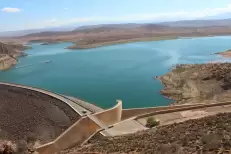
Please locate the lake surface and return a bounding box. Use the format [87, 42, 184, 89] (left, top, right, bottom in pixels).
[1, 36, 231, 109]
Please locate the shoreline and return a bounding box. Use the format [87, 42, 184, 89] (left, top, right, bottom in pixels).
[66, 36, 179, 49]
[67, 34, 231, 50]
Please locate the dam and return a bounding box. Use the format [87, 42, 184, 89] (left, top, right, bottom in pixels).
[1, 82, 231, 153]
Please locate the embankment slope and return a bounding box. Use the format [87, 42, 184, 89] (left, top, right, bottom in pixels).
[0, 84, 79, 144]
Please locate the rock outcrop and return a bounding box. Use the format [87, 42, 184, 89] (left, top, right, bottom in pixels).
[158, 63, 231, 105]
[0, 42, 29, 70]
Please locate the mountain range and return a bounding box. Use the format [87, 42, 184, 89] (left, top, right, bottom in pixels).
[1, 14, 231, 37]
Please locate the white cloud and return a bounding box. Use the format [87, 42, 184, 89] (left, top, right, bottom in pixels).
[1, 7, 21, 13]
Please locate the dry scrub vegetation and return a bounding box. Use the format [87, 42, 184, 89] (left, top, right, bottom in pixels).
[62, 112, 231, 154]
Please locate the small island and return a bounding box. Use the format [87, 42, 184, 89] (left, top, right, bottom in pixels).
[157, 63, 231, 105]
[215, 49, 231, 57]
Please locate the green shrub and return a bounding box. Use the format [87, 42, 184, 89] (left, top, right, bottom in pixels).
[145, 117, 160, 128]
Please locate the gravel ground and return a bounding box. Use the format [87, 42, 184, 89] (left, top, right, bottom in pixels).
[0, 84, 79, 144]
[62, 112, 231, 154]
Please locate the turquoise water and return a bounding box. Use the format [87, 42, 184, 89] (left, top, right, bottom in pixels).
[1, 36, 231, 109]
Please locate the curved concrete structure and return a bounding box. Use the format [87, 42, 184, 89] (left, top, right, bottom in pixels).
[36, 100, 122, 154]
[0, 82, 90, 116]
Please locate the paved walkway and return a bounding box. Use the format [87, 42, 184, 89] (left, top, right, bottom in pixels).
[101, 118, 147, 136]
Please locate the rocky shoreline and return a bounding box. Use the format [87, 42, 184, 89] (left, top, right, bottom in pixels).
[0, 42, 30, 71]
[157, 63, 231, 105]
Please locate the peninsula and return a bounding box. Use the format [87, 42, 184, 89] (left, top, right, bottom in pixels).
[215, 49, 231, 57]
[158, 63, 231, 105]
[67, 36, 178, 49]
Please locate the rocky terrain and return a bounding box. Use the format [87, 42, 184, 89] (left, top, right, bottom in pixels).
[0, 84, 79, 146]
[0, 42, 29, 70]
[61, 112, 231, 154]
[158, 63, 231, 105]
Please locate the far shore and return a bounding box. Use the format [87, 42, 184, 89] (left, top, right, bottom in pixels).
[66, 36, 179, 49]
[66, 34, 231, 50]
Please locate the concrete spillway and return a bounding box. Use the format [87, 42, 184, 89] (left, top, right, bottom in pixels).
[15, 60, 52, 69]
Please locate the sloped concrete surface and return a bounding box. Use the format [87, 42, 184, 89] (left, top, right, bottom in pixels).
[36, 101, 122, 154]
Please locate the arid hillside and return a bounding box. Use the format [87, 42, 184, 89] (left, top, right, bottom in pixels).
[62, 112, 231, 154]
[158, 63, 231, 105]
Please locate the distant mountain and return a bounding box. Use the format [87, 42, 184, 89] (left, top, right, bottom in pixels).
[159, 19, 231, 27]
[20, 23, 169, 38]
[23, 31, 70, 37]
[138, 24, 169, 30]
[0, 26, 76, 37]
[3, 18, 231, 37]
[73, 23, 143, 31]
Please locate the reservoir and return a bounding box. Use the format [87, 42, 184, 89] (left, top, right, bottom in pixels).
[0, 36, 231, 109]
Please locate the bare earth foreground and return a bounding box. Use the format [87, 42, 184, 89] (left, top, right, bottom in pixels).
[0, 84, 79, 144]
[62, 113, 231, 154]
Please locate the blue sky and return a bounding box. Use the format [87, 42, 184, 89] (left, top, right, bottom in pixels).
[1, 0, 231, 31]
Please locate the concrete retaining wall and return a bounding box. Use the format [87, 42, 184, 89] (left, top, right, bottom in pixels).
[122, 103, 209, 120]
[135, 101, 231, 120]
[36, 101, 122, 154]
[94, 100, 122, 126]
